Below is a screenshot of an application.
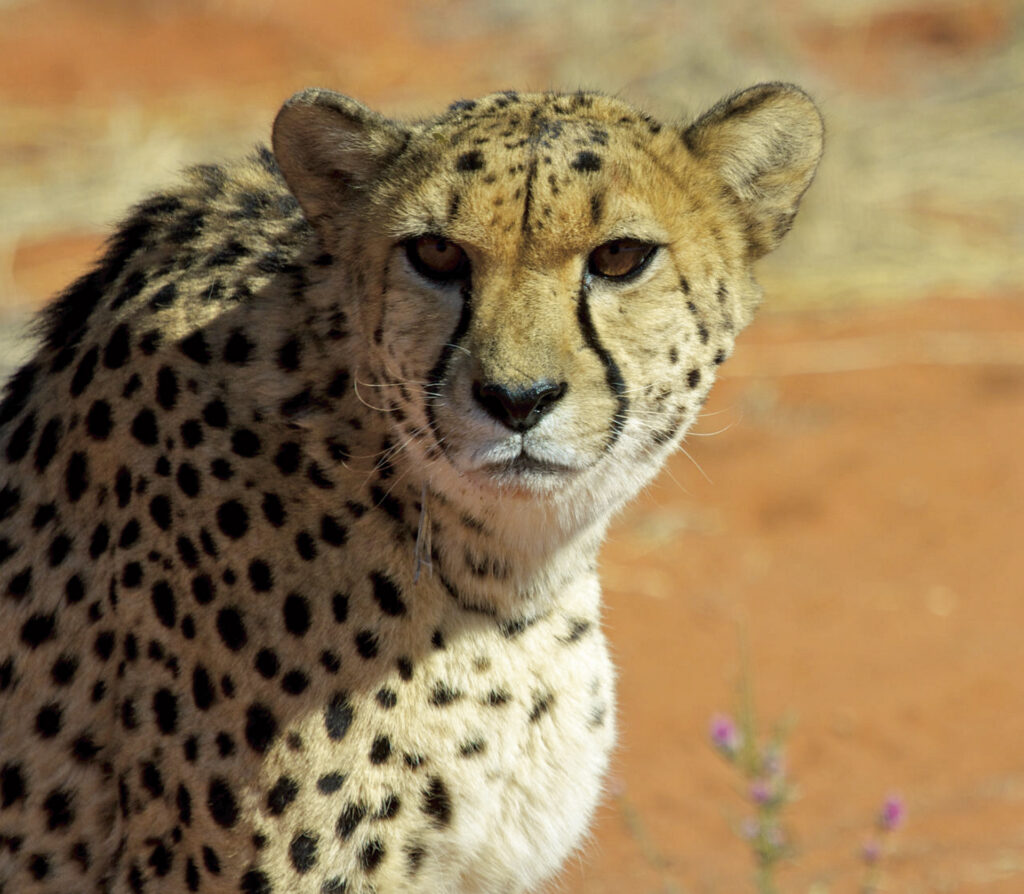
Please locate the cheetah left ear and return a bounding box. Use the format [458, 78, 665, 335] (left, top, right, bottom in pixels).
[684, 83, 823, 259]
[272, 88, 409, 243]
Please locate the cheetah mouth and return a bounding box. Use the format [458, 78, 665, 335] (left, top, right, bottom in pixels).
[473, 450, 588, 487]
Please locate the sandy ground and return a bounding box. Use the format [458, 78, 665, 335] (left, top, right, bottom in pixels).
[1, 1, 1022, 891]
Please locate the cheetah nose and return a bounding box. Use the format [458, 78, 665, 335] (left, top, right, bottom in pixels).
[472, 380, 567, 433]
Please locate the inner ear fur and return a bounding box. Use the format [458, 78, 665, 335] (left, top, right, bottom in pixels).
[272, 88, 409, 242]
[684, 83, 824, 259]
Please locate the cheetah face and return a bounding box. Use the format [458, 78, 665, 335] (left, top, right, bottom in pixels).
[274, 87, 822, 509]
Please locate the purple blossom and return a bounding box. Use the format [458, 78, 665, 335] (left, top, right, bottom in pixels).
[861, 838, 882, 865]
[710, 713, 742, 757]
[750, 778, 774, 805]
[878, 795, 905, 831]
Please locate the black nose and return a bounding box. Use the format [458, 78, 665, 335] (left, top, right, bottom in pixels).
[472, 380, 567, 433]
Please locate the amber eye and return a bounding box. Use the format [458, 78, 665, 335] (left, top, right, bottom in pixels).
[404, 235, 470, 283]
[588, 239, 658, 280]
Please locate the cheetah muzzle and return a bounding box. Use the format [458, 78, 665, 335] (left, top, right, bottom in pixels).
[0, 83, 822, 892]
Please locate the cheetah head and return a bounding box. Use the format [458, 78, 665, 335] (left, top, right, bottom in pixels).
[272, 86, 822, 530]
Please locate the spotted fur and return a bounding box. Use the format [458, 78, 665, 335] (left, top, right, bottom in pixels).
[0, 84, 822, 893]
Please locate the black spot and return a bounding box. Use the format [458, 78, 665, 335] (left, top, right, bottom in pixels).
[178, 331, 211, 365]
[369, 735, 392, 765]
[324, 692, 354, 741]
[245, 702, 278, 753]
[148, 282, 177, 311]
[307, 461, 335, 489]
[148, 841, 172, 876]
[28, 853, 51, 880]
[267, 776, 298, 815]
[156, 366, 179, 410]
[93, 630, 116, 661]
[714, 348, 728, 365]
[6, 566, 32, 600]
[131, 408, 159, 446]
[354, 630, 379, 659]
[33, 416, 63, 470]
[456, 150, 485, 172]
[397, 657, 414, 681]
[261, 492, 286, 527]
[687, 368, 702, 389]
[1, 762, 27, 807]
[215, 607, 247, 651]
[327, 369, 349, 397]
[217, 499, 249, 539]
[47, 532, 71, 567]
[141, 762, 164, 798]
[191, 573, 214, 604]
[431, 629, 445, 650]
[150, 581, 176, 628]
[21, 612, 56, 648]
[337, 802, 366, 840]
[320, 514, 347, 547]
[247, 559, 272, 592]
[69, 346, 99, 397]
[88, 524, 111, 560]
[231, 428, 261, 457]
[254, 649, 279, 681]
[283, 592, 311, 636]
[202, 398, 228, 428]
[274, 442, 301, 474]
[571, 151, 602, 172]
[370, 485, 404, 522]
[202, 844, 222, 875]
[290, 832, 318, 873]
[35, 702, 63, 738]
[85, 400, 112, 440]
[216, 732, 235, 757]
[337, 589, 354, 622]
[72, 734, 101, 762]
[360, 838, 386, 872]
[276, 338, 301, 372]
[295, 531, 317, 561]
[179, 418, 202, 448]
[152, 688, 178, 734]
[0, 363, 37, 427]
[430, 683, 462, 707]
[370, 572, 407, 617]
[460, 739, 485, 757]
[0, 484, 21, 521]
[149, 494, 172, 530]
[317, 772, 345, 795]
[240, 869, 271, 894]
[281, 669, 309, 695]
[207, 777, 238, 828]
[529, 692, 554, 722]
[192, 665, 215, 710]
[223, 329, 254, 364]
[50, 654, 78, 686]
[5, 412, 35, 463]
[376, 688, 397, 709]
[422, 776, 452, 826]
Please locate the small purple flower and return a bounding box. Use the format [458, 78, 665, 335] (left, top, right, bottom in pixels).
[861, 838, 882, 865]
[750, 779, 774, 805]
[710, 713, 742, 757]
[878, 795, 905, 831]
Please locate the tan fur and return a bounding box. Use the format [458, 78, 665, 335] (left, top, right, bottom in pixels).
[0, 85, 821, 892]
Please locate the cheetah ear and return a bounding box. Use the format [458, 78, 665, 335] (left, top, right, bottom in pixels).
[272, 88, 409, 242]
[683, 83, 823, 259]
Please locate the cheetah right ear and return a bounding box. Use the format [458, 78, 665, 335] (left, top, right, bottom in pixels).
[683, 83, 824, 259]
[272, 88, 409, 242]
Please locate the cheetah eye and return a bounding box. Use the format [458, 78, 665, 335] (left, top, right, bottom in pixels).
[588, 239, 658, 280]
[404, 235, 470, 283]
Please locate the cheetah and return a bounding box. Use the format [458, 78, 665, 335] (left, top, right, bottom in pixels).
[0, 83, 822, 892]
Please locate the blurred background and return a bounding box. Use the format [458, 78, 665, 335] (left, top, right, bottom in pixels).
[1, 0, 1022, 890]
